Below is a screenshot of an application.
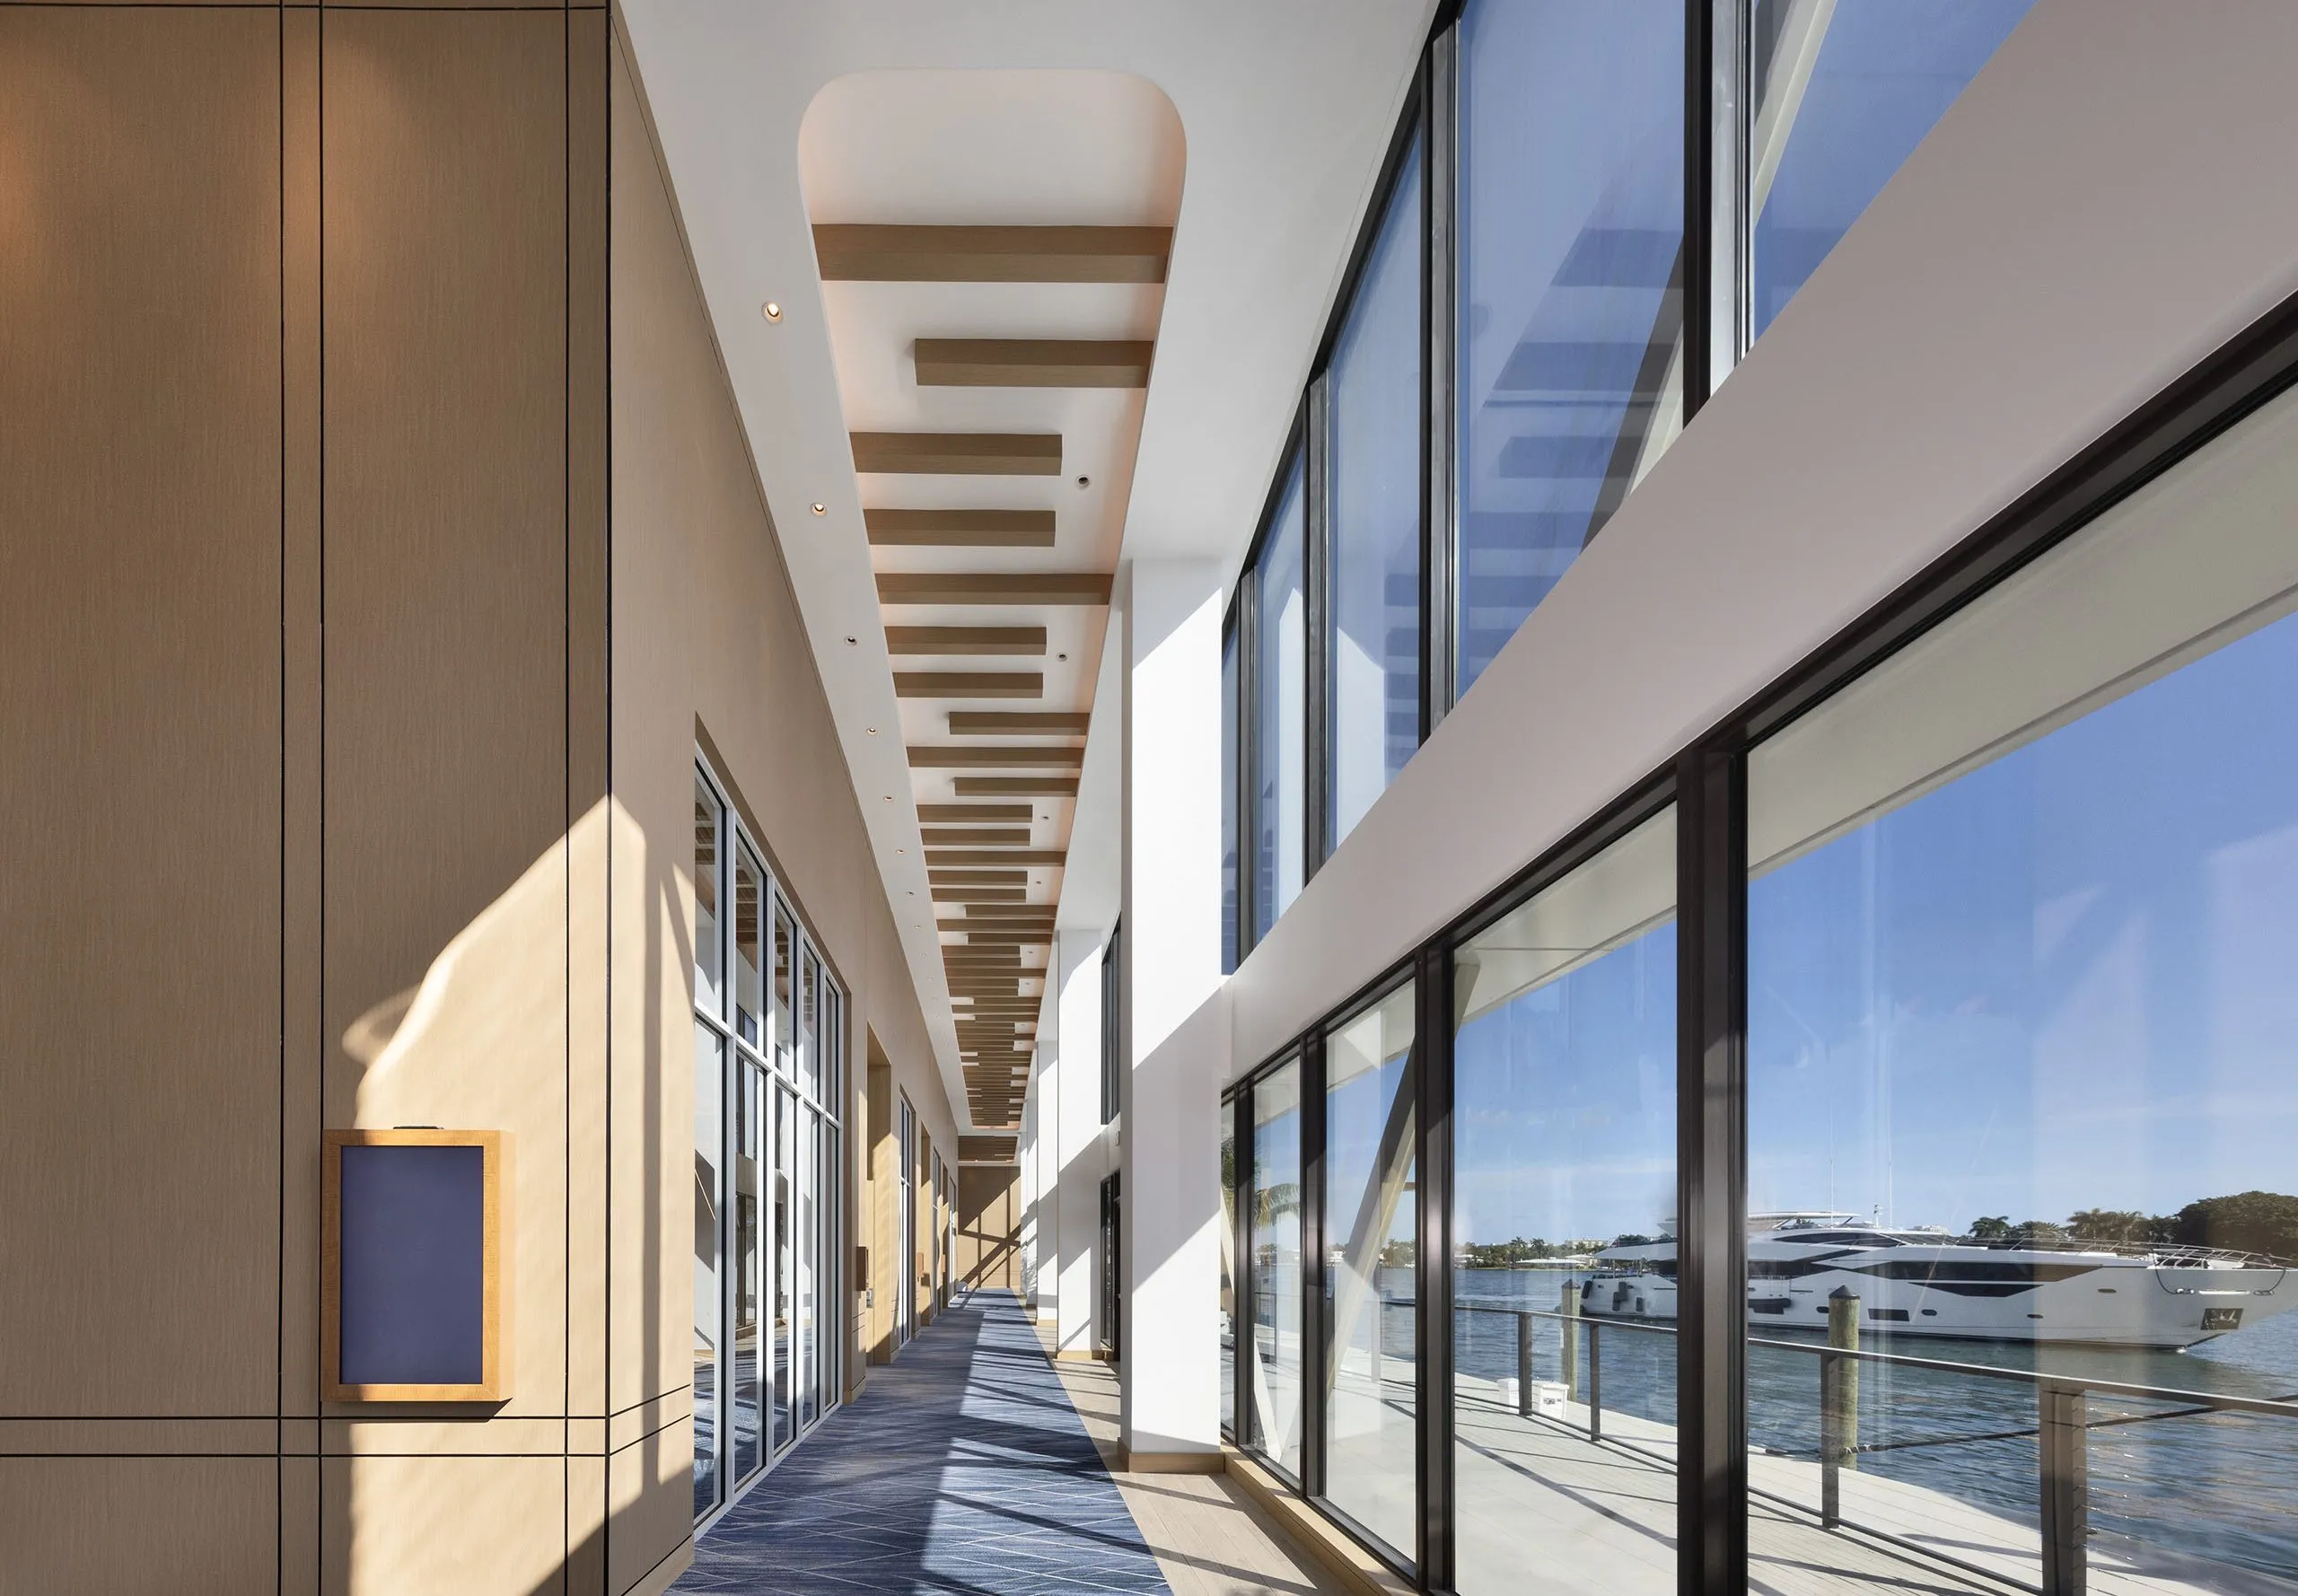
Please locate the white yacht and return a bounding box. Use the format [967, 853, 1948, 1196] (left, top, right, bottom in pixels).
[1577, 1213, 2298, 1349]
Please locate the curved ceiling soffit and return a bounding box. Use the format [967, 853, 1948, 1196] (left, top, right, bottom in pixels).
[796, 69, 1185, 1128]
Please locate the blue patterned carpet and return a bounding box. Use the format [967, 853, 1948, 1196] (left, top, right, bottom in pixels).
[674, 1290, 1171, 1595]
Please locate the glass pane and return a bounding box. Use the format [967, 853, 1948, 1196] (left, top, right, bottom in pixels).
[692, 1022, 724, 1518]
[1223, 624, 1240, 972]
[1254, 458, 1308, 939]
[801, 945, 822, 1101]
[821, 1127, 841, 1404]
[821, 979, 843, 1106]
[799, 1106, 820, 1428]
[694, 776, 723, 1018]
[1250, 1058, 1306, 1479]
[733, 843, 764, 1048]
[733, 1061, 764, 1480]
[1322, 983, 1418, 1558]
[1221, 1109, 1238, 1437]
[1331, 138, 1424, 848]
[1457, 0, 1684, 697]
[773, 1083, 795, 1452]
[1452, 806, 1678, 1596]
[1750, 0, 2032, 342]
[772, 899, 795, 1074]
[1745, 385, 2298, 1591]
[899, 1098, 917, 1343]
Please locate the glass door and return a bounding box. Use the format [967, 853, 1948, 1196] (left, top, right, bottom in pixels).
[773, 1081, 795, 1455]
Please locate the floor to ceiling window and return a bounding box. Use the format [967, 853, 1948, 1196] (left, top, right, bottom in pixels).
[1750, 0, 2033, 341]
[1329, 135, 1425, 847]
[693, 756, 847, 1524]
[1254, 458, 1309, 939]
[1223, 620, 1241, 973]
[1222, 1108, 1239, 1438]
[1249, 1057, 1307, 1481]
[1454, 0, 1684, 697]
[1452, 806, 1678, 1595]
[1222, 4, 2036, 967]
[1743, 382, 2298, 1593]
[1320, 981, 1420, 1559]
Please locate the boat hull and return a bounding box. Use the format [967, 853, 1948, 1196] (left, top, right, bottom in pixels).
[1576, 1249, 2297, 1350]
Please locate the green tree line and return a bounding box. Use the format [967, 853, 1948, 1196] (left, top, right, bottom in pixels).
[1971, 1191, 2297, 1261]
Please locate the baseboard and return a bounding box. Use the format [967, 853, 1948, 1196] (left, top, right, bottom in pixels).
[1120, 1449, 1225, 1475]
[1223, 1448, 1413, 1596]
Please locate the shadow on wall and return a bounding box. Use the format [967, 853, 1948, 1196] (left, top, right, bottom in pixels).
[319, 795, 699, 1593]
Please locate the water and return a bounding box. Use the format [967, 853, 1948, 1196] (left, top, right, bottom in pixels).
[1450, 1267, 2298, 1582]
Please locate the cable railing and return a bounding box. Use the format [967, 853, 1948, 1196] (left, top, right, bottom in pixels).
[1444, 1293, 2298, 1596]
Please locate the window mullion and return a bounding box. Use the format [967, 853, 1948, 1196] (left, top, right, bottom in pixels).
[1424, 21, 1459, 732]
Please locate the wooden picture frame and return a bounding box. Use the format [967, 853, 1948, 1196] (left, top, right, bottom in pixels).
[321, 1128, 511, 1402]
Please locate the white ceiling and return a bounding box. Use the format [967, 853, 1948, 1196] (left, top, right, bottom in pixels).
[618, 0, 1434, 1127]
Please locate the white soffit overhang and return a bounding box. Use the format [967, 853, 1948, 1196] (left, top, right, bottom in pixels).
[618, 0, 1434, 1127]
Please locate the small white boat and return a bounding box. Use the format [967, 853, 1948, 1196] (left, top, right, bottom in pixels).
[1576, 1213, 2298, 1349]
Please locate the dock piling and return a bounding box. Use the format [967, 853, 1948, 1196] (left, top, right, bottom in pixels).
[1821, 1287, 1861, 1528]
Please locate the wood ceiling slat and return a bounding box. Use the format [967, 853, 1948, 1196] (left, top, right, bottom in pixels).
[908, 746, 1084, 769]
[851, 431, 1062, 476]
[919, 802, 1033, 823]
[876, 573, 1111, 606]
[893, 672, 1043, 699]
[888, 626, 1048, 656]
[920, 827, 1032, 846]
[915, 338, 1153, 390]
[955, 776, 1081, 796]
[812, 224, 1171, 284]
[948, 711, 1091, 735]
[866, 512, 1055, 549]
[927, 849, 1066, 867]
[930, 886, 1026, 902]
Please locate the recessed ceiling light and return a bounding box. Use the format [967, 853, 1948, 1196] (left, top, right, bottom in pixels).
[762, 302, 782, 321]
[884, 794, 893, 802]
[811, 502, 826, 515]
[866, 725, 877, 735]
[896, 847, 905, 855]
[1075, 475, 1090, 489]
[846, 636, 857, 645]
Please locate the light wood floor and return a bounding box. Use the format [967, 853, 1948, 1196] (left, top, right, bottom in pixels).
[1033, 1317, 1352, 1596]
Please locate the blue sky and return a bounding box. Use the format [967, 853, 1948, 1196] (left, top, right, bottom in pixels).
[1448, 608, 2298, 1245]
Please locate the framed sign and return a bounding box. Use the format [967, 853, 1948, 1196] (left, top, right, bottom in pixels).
[322, 1129, 510, 1401]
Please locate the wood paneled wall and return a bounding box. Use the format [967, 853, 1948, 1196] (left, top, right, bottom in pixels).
[0, 6, 964, 1591]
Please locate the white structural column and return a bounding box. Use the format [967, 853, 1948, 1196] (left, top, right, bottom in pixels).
[1118, 559, 1227, 1462]
[1053, 930, 1110, 1356]
[1019, 1048, 1042, 1316]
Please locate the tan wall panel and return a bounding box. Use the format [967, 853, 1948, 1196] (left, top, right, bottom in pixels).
[0, 4, 282, 1419]
[321, 1454, 566, 1596]
[606, 1425, 693, 1596]
[604, 24, 960, 1435]
[0, 1458, 276, 1593]
[960, 1165, 1022, 1293]
[319, 7, 570, 1419]
[566, 4, 614, 1427]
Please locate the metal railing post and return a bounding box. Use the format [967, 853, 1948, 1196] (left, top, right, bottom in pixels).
[1821, 1287, 1861, 1529]
[1516, 1310, 1535, 1418]
[2040, 1381, 2089, 1596]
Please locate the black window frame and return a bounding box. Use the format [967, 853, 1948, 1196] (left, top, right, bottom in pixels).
[1220, 253, 2298, 1596]
[1227, 0, 1764, 968]
[1101, 916, 1123, 1126]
